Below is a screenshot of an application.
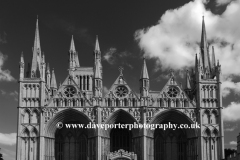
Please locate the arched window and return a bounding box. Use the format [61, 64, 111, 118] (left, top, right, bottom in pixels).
[32, 111, 38, 123]
[211, 111, 218, 124]
[23, 110, 30, 123]
[202, 111, 210, 124]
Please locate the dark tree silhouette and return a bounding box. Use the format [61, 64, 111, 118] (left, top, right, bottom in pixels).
[225, 148, 237, 159]
[0, 148, 3, 160]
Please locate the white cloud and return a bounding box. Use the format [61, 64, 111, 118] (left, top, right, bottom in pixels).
[103, 47, 133, 68]
[9, 91, 18, 101]
[9, 91, 18, 96]
[0, 89, 6, 95]
[222, 79, 240, 97]
[103, 47, 117, 65]
[216, 0, 234, 5]
[223, 102, 240, 121]
[224, 124, 238, 131]
[0, 133, 16, 145]
[229, 141, 237, 145]
[0, 52, 15, 82]
[103, 86, 109, 96]
[135, 0, 240, 97]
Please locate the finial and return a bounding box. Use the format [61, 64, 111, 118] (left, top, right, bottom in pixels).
[118, 66, 124, 76]
[95, 35, 100, 52]
[169, 69, 174, 77]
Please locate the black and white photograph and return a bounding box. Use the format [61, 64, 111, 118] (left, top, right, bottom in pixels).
[0, 0, 240, 160]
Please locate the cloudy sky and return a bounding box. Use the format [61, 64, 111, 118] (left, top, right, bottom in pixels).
[0, 0, 240, 159]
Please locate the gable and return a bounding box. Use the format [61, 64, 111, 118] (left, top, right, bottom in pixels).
[104, 73, 139, 100]
[46, 75, 92, 107]
[151, 74, 196, 107]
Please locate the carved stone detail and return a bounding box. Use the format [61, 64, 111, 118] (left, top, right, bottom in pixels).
[82, 107, 96, 123]
[107, 149, 137, 160]
[101, 107, 115, 122]
[128, 108, 141, 122]
[42, 108, 58, 123]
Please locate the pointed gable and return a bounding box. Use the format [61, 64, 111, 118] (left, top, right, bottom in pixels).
[104, 66, 139, 100]
[46, 75, 92, 107]
[151, 71, 195, 107]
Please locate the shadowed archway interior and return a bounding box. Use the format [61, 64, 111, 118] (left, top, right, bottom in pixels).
[55, 121, 87, 160]
[151, 110, 198, 160]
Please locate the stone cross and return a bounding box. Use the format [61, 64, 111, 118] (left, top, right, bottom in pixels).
[118, 66, 124, 75]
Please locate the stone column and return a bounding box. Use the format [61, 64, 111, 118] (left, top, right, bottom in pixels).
[141, 106, 147, 160]
[95, 105, 102, 160]
[39, 110, 45, 160]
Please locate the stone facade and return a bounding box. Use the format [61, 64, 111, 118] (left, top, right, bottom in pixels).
[16, 17, 225, 160]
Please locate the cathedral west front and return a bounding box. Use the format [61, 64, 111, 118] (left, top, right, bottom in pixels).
[16, 17, 225, 160]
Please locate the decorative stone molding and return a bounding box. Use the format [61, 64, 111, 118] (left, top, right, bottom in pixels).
[128, 108, 141, 122]
[107, 149, 137, 160]
[82, 107, 96, 123]
[42, 108, 58, 123]
[101, 107, 115, 122]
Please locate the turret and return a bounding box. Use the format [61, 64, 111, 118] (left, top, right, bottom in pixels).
[68, 36, 79, 76]
[216, 60, 222, 82]
[94, 35, 102, 75]
[46, 63, 51, 87]
[19, 52, 25, 80]
[50, 68, 57, 96]
[140, 58, 149, 97]
[184, 70, 192, 98]
[41, 53, 46, 81]
[93, 59, 102, 97]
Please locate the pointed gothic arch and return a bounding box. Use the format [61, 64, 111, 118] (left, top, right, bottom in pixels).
[102, 109, 140, 137]
[22, 109, 31, 124]
[149, 109, 197, 160]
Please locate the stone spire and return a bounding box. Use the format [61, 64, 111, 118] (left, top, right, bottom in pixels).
[140, 58, 149, 79]
[69, 35, 80, 68]
[199, 52, 203, 67]
[94, 59, 102, 79]
[95, 35, 100, 53]
[195, 54, 198, 70]
[50, 68, 57, 89]
[93, 59, 102, 98]
[20, 52, 24, 64]
[31, 17, 41, 78]
[212, 46, 216, 68]
[19, 52, 25, 79]
[140, 58, 149, 97]
[69, 35, 76, 52]
[185, 70, 191, 90]
[200, 16, 210, 69]
[94, 35, 102, 75]
[46, 63, 51, 87]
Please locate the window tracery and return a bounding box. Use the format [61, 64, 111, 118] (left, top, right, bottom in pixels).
[63, 86, 76, 98]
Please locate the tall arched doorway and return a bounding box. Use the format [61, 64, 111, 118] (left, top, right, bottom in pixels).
[150, 110, 197, 160]
[110, 122, 132, 152]
[45, 109, 95, 160]
[55, 121, 87, 160]
[154, 124, 187, 160]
